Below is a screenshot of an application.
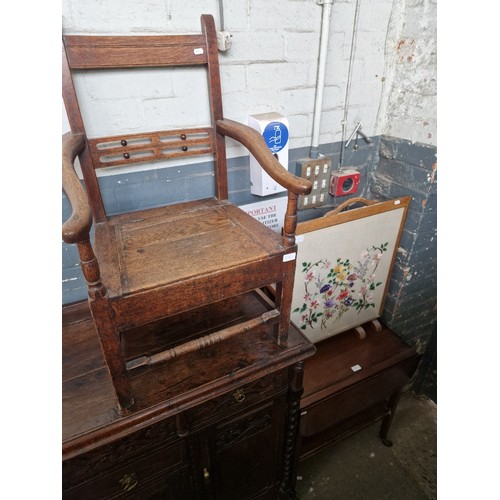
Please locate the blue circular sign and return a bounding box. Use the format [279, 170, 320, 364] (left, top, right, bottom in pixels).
[262, 121, 289, 154]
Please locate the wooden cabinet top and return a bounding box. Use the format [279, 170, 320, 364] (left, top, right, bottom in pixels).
[301, 324, 420, 409]
[62, 291, 315, 460]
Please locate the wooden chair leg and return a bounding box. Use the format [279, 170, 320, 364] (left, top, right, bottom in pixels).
[89, 297, 135, 410]
[274, 258, 297, 346]
[75, 240, 134, 410]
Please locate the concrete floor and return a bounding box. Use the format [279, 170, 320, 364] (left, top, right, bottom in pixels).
[295, 391, 437, 499]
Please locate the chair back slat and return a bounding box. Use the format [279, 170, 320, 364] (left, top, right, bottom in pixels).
[62, 15, 227, 223]
[63, 34, 208, 69]
[87, 127, 214, 169]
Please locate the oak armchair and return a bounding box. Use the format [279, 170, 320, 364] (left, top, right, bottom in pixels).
[62, 14, 311, 410]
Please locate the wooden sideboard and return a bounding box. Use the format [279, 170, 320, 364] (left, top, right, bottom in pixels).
[298, 322, 421, 461]
[62, 290, 316, 499]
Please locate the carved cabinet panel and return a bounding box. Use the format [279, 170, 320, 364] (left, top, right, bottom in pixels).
[63, 380, 289, 499]
[201, 397, 286, 499]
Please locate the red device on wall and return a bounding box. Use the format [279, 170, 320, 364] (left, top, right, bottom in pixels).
[329, 168, 361, 196]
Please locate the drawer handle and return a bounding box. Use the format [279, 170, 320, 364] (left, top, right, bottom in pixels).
[119, 472, 138, 492]
[233, 388, 246, 403]
[203, 467, 210, 483]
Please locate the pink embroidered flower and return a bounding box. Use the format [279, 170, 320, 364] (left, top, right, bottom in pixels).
[305, 270, 315, 282]
[310, 300, 319, 310]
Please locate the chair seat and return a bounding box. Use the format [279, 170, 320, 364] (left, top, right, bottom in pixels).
[95, 198, 284, 304]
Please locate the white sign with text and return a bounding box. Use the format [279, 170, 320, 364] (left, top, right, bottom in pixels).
[240, 197, 288, 233]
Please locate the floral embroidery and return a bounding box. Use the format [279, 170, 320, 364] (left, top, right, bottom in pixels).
[293, 243, 389, 330]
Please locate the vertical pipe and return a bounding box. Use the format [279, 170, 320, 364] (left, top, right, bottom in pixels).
[218, 0, 225, 31]
[339, 0, 361, 171]
[310, 0, 334, 160]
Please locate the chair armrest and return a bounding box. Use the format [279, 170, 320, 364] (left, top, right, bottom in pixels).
[62, 132, 92, 244]
[216, 119, 312, 196]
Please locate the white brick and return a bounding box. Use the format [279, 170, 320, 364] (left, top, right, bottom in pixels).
[222, 88, 281, 123]
[331, 1, 357, 34]
[277, 87, 316, 116]
[74, 69, 174, 100]
[220, 65, 247, 95]
[318, 108, 344, 143]
[284, 31, 320, 62]
[344, 104, 380, 137]
[78, 98, 145, 137]
[322, 85, 344, 111]
[227, 30, 285, 63]
[218, 2, 250, 31]
[355, 57, 388, 84]
[246, 61, 315, 90]
[357, 1, 393, 33]
[142, 96, 211, 129]
[171, 67, 210, 97]
[353, 30, 386, 60]
[347, 80, 384, 108]
[249, 0, 320, 32]
[287, 113, 311, 141]
[64, 0, 173, 33]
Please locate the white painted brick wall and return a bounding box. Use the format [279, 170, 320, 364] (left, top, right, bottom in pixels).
[62, 0, 437, 170]
[375, 0, 437, 145]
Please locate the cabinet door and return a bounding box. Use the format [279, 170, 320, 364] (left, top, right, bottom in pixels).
[199, 396, 286, 500]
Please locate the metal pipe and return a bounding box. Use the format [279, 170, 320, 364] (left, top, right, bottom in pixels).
[218, 0, 225, 30]
[310, 0, 334, 160]
[344, 122, 372, 148]
[339, 0, 361, 170]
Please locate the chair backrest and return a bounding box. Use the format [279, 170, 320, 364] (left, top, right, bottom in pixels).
[62, 14, 228, 223]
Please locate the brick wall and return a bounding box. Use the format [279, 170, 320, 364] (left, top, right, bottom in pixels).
[62, 0, 395, 154]
[370, 136, 437, 352]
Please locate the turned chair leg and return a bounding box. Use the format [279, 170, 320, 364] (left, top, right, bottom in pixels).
[76, 239, 134, 410]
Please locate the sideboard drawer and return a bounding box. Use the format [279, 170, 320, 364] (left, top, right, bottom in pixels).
[63, 440, 187, 499]
[186, 370, 288, 431]
[63, 417, 179, 487]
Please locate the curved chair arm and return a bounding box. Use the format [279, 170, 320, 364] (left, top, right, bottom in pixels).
[216, 119, 312, 196]
[62, 132, 92, 244]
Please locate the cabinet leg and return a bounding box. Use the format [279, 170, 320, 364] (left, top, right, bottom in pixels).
[379, 391, 402, 447]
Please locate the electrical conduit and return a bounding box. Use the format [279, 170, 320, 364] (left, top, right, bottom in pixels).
[310, 0, 334, 160]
